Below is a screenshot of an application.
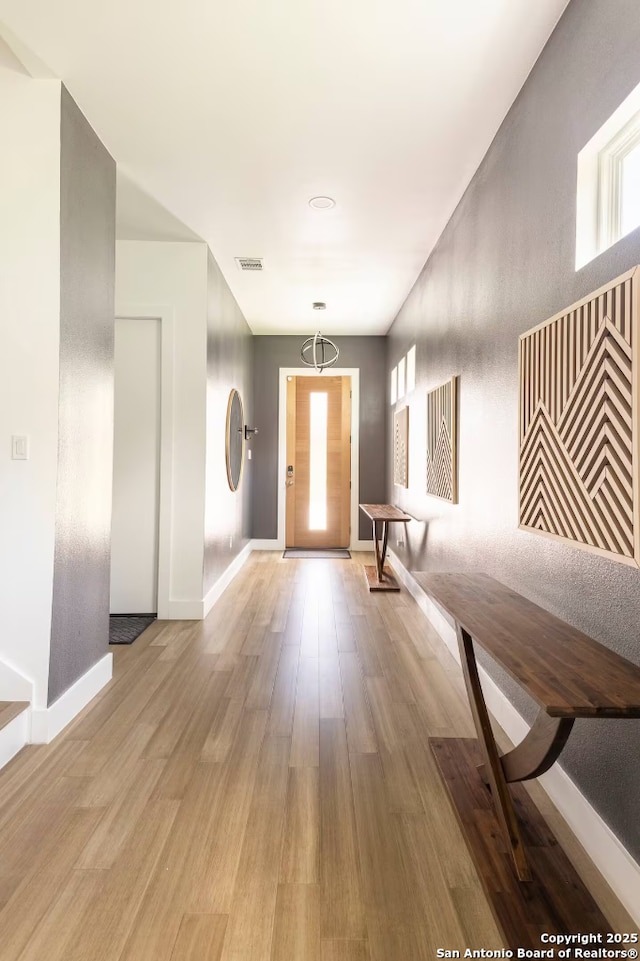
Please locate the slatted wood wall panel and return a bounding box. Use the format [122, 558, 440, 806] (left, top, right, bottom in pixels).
[518, 266, 640, 566]
[426, 377, 458, 503]
[394, 406, 409, 488]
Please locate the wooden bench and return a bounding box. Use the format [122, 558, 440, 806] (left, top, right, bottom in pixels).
[359, 504, 411, 591]
[413, 573, 640, 885]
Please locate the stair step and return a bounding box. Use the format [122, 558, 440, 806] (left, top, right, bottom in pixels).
[0, 702, 30, 771]
[0, 702, 30, 733]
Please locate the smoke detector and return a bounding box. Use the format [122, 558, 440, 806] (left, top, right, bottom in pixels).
[235, 257, 264, 271]
[309, 196, 336, 210]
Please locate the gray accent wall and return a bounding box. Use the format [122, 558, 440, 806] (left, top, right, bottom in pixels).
[251, 336, 387, 541]
[386, 0, 640, 860]
[48, 86, 116, 705]
[203, 250, 254, 594]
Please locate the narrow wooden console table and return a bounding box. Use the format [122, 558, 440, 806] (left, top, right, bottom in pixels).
[413, 572, 640, 940]
[359, 504, 411, 591]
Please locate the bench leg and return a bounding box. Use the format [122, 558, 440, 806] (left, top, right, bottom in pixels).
[456, 624, 531, 882]
[363, 518, 400, 592]
[380, 521, 389, 574]
[372, 519, 382, 581]
[372, 519, 390, 583]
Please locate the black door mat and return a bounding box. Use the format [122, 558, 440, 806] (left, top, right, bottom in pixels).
[109, 615, 156, 645]
[283, 549, 351, 559]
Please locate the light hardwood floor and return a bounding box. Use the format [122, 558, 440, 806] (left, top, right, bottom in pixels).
[0, 553, 634, 960]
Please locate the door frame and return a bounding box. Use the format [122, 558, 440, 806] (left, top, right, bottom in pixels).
[277, 367, 361, 550]
[115, 305, 175, 619]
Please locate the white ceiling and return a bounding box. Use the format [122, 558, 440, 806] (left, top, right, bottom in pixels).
[0, 0, 569, 335]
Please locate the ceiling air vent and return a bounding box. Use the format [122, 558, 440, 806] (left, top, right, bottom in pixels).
[235, 257, 264, 271]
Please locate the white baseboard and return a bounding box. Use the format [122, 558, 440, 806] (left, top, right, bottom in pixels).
[203, 541, 254, 617]
[248, 539, 373, 553]
[387, 549, 640, 926]
[350, 539, 374, 552]
[30, 653, 113, 745]
[0, 707, 30, 769]
[0, 658, 34, 702]
[166, 599, 205, 619]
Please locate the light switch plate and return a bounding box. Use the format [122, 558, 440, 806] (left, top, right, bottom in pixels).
[11, 435, 29, 460]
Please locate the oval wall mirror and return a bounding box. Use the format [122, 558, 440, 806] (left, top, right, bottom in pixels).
[226, 389, 245, 491]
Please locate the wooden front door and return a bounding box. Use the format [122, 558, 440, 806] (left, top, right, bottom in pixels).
[286, 375, 351, 548]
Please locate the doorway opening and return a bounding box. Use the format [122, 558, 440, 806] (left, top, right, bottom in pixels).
[278, 367, 360, 550]
[110, 317, 161, 615]
[110, 310, 174, 620]
[286, 375, 351, 548]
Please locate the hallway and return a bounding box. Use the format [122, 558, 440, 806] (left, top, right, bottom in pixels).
[0, 554, 631, 960]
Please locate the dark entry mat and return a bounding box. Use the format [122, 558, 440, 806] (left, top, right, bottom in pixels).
[283, 549, 351, 559]
[109, 615, 156, 645]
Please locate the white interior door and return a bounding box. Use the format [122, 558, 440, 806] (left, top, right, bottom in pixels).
[110, 317, 161, 614]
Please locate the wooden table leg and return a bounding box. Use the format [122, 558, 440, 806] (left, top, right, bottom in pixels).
[456, 624, 531, 882]
[499, 712, 575, 783]
[363, 515, 400, 592]
[372, 519, 391, 582]
[372, 519, 383, 581]
[380, 521, 389, 576]
[478, 712, 575, 784]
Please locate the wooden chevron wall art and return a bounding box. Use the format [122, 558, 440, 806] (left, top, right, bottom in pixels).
[518, 265, 640, 566]
[426, 376, 458, 503]
[394, 406, 409, 487]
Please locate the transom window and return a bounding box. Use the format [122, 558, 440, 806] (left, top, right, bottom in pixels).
[597, 112, 640, 252]
[576, 80, 640, 269]
[620, 139, 640, 237]
[390, 344, 416, 406]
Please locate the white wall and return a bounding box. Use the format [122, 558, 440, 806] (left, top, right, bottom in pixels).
[0, 71, 62, 707]
[115, 241, 208, 612]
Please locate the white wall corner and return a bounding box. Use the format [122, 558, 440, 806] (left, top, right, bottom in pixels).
[0, 24, 57, 78]
[30, 653, 112, 744]
[387, 549, 640, 926]
[0, 658, 35, 702]
[203, 541, 254, 617]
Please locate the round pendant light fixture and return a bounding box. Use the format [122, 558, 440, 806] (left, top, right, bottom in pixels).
[300, 332, 340, 372]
